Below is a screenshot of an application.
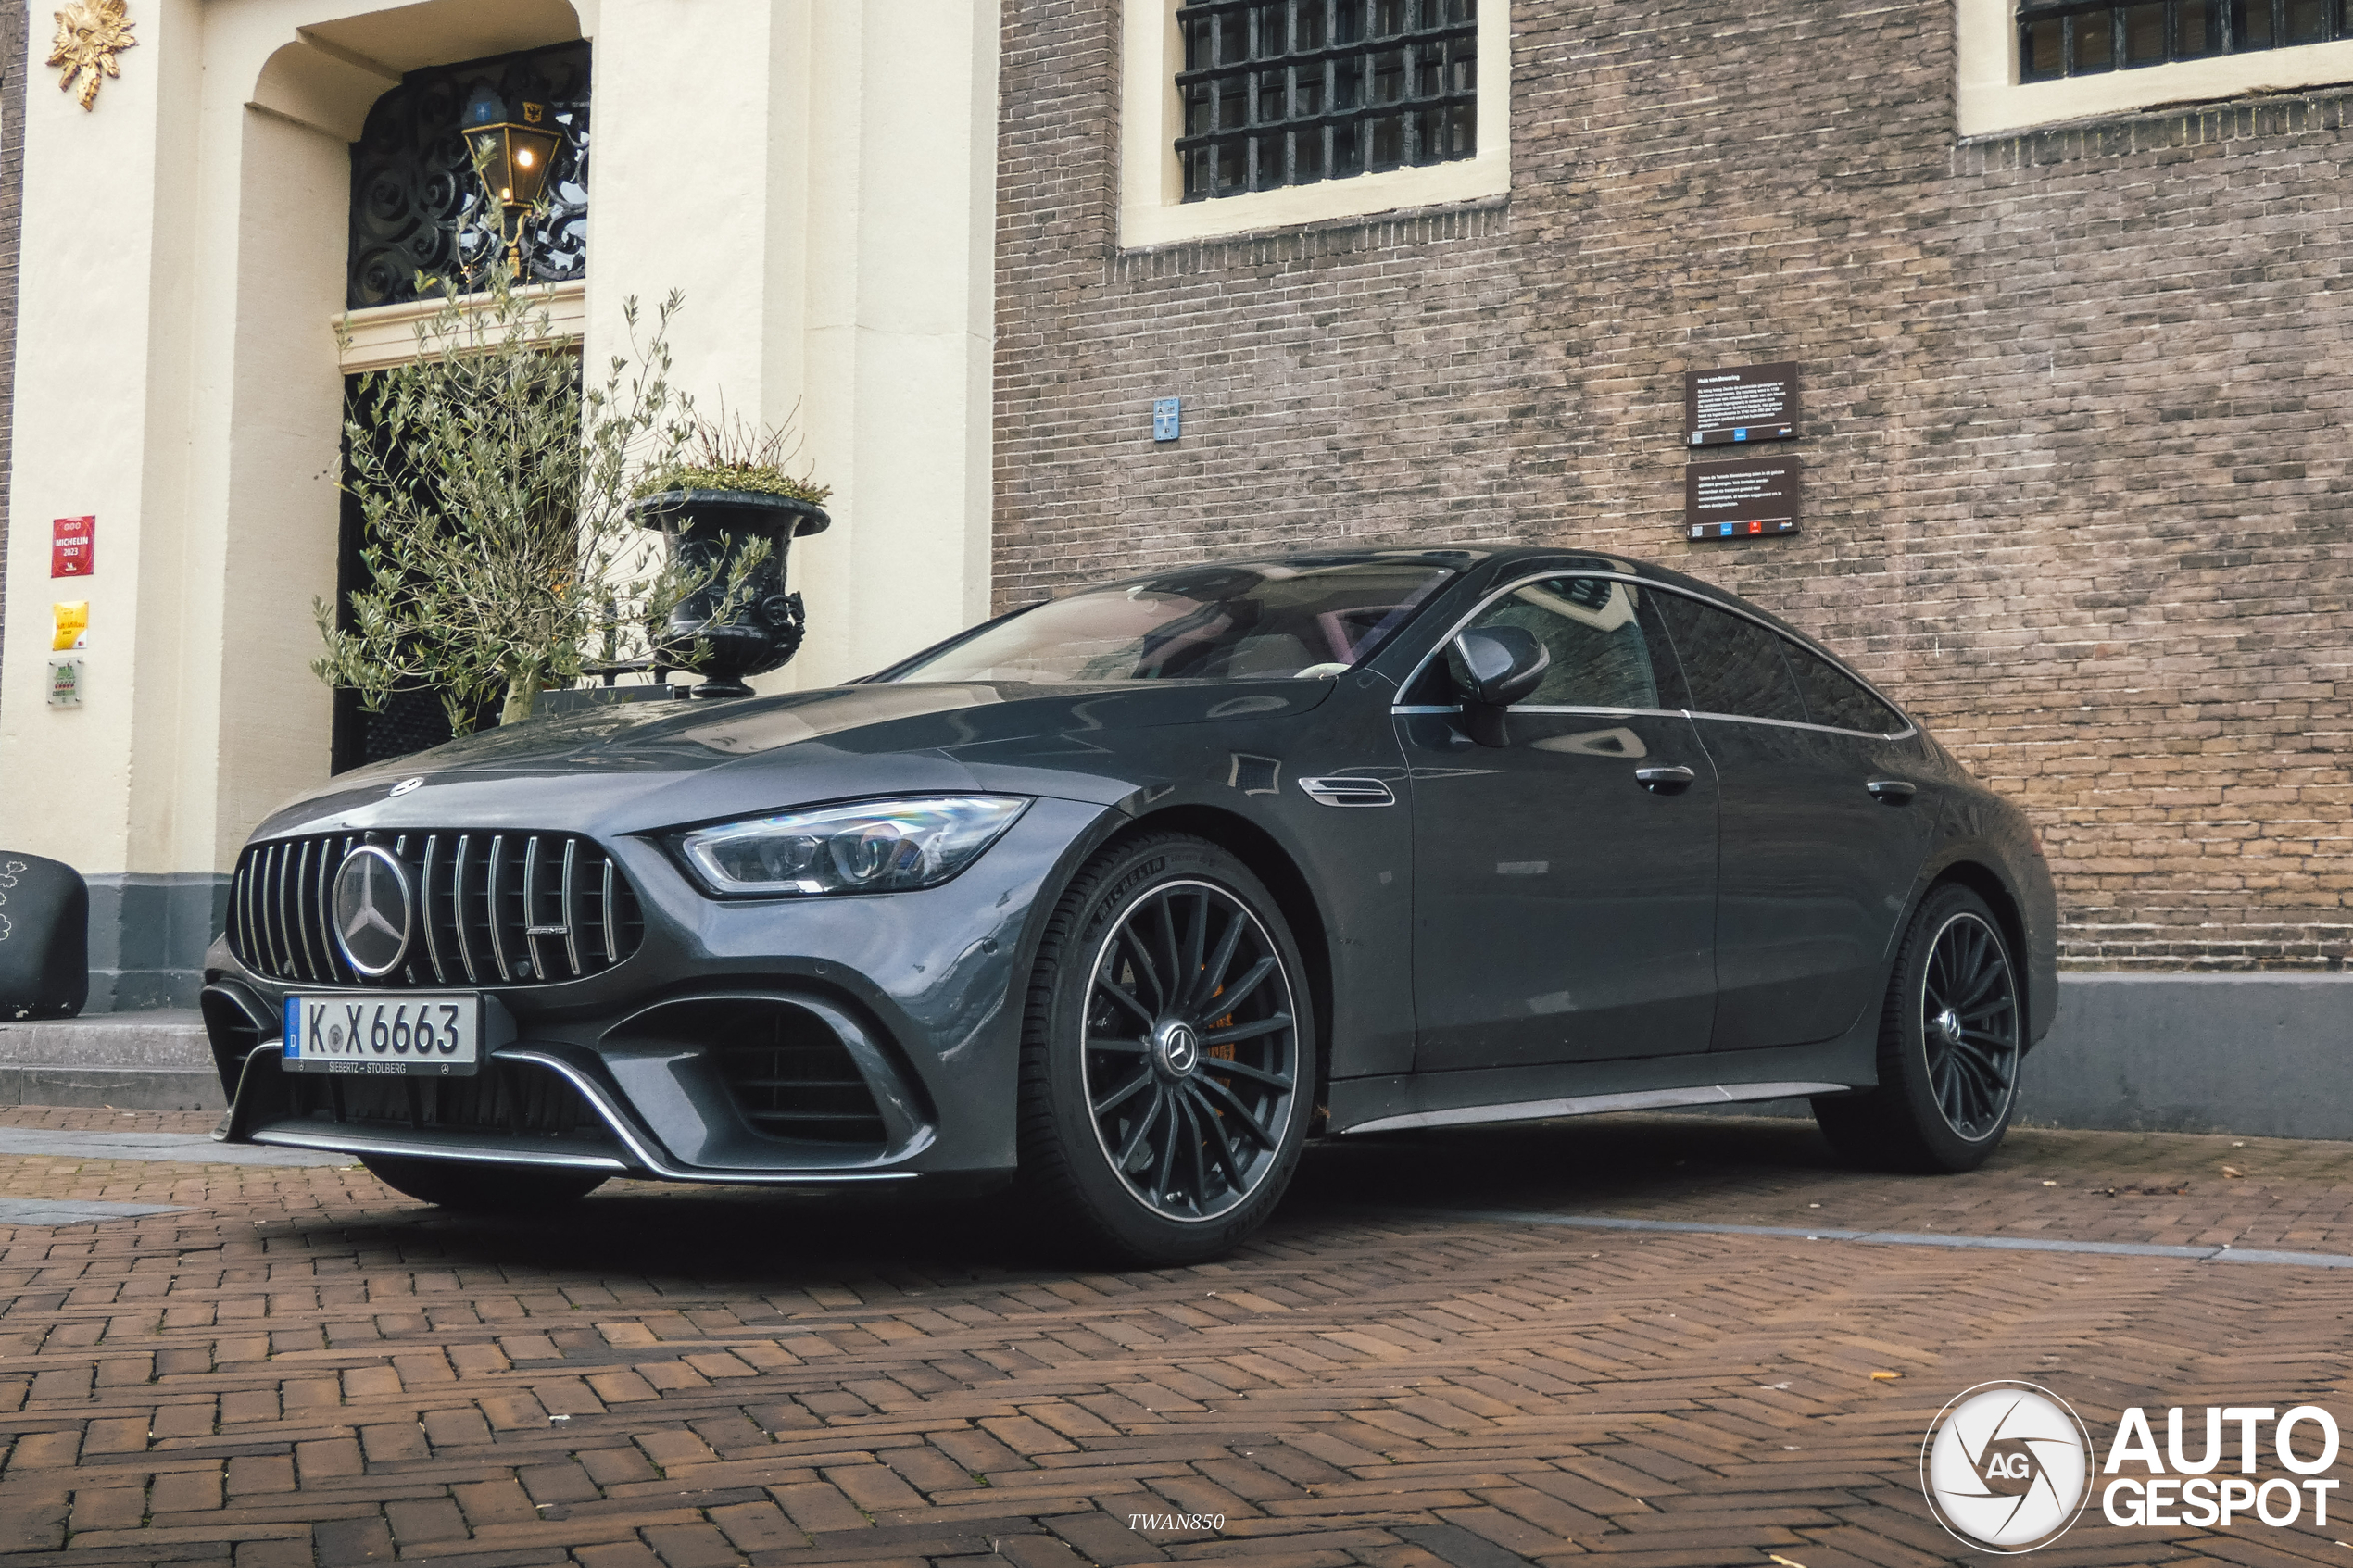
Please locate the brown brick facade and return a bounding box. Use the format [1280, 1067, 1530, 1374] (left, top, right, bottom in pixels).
[994, 1, 2353, 972]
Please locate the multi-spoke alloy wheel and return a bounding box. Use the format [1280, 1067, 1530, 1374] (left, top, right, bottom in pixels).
[1017, 834, 1315, 1264]
[1919, 910, 2020, 1142]
[1082, 878, 1298, 1223]
[1813, 883, 2022, 1173]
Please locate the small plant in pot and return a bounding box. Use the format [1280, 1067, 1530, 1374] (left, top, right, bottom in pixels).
[631, 409, 833, 699]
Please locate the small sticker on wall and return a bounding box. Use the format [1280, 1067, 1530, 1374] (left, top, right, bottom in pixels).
[46, 658, 83, 708]
[51, 601, 88, 651]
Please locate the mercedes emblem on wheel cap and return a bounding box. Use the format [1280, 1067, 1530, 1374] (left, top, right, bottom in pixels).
[1154, 1019, 1202, 1076]
[331, 845, 414, 977]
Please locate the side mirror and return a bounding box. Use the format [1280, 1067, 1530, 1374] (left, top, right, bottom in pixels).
[1446, 627, 1550, 746]
[1450, 627, 1550, 706]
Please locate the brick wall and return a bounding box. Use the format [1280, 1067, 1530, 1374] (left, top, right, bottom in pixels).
[0, 0, 24, 698]
[995, 0, 2353, 972]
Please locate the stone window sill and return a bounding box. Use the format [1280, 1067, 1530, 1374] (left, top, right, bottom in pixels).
[1118, 0, 1511, 251]
[334, 279, 586, 375]
[1958, 0, 2353, 135]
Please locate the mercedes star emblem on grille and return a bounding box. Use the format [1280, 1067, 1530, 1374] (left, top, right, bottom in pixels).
[331, 845, 414, 977]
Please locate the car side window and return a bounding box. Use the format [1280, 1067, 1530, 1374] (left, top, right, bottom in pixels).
[1459, 576, 1669, 709]
[1785, 645, 1904, 734]
[1651, 592, 1809, 725]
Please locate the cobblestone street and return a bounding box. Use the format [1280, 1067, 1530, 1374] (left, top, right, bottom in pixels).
[0, 1106, 2346, 1568]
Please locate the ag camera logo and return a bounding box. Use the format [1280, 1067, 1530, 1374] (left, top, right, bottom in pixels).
[1921, 1381, 2095, 1553]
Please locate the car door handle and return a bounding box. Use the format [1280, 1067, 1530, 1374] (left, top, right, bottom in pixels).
[1298, 776, 1396, 808]
[1635, 765, 1696, 795]
[1867, 779, 1918, 804]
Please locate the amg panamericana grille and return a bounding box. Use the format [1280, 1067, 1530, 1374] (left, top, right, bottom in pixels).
[227, 832, 644, 987]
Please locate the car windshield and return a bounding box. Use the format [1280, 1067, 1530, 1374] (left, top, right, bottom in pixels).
[889, 558, 1458, 684]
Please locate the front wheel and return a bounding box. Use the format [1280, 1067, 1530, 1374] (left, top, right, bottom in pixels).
[1814, 884, 2023, 1173]
[1015, 833, 1315, 1266]
[362, 1156, 609, 1212]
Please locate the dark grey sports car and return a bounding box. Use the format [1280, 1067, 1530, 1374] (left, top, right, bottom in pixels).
[202, 546, 2056, 1264]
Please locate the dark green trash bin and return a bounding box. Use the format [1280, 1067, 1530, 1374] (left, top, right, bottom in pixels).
[0, 852, 88, 1021]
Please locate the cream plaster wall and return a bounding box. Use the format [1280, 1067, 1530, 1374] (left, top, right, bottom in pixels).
[0, 0, 203, 875]
[0, 0, 1000, 891]
[786, 0, 1000, 689]
[585, 0, 998, 696]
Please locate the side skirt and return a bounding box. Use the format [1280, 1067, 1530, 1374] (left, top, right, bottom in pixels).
[1326, 1032, 1877, 1137]
[1339, 1081, 1847, 1136]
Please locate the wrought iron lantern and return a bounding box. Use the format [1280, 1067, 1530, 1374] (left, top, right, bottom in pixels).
[460, 82, 562, 259]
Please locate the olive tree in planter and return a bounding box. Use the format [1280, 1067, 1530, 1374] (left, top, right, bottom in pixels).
[631, 414, 834, 699]
[314, 251, 703, 733]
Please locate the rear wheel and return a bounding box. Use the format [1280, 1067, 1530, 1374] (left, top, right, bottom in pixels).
[1015, 833, 1315, 1266]
[1814, 884, 2023, 1173]
[361, 1156, 608, 1212]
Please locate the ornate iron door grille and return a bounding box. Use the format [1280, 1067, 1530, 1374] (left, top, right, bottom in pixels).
[347, 42, 591, 309]
[2020, 0, 2347, 78]
[1174, 0, 1476, 200]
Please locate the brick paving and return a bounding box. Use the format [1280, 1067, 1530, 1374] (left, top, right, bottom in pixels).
[0, 1106, 2347, 1568]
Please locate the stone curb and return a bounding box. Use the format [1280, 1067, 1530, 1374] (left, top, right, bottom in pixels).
[0, 1010, 224, 1110]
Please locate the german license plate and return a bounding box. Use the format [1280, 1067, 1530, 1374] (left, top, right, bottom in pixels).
[281, 993, 484, 1076]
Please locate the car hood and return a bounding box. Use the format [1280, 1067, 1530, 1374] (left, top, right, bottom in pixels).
[253, 679, 1338, 841]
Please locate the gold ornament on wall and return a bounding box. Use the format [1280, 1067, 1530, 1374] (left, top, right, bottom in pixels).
[47, 0, 136, 112]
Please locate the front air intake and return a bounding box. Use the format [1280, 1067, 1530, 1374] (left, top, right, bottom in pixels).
[280, 1057, 613, 1148]
[226, 832, 645, 987]
[716, 1026, 888, 1145]
[604, 996, 889, 1147]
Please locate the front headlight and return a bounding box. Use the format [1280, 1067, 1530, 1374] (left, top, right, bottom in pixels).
[678, 796, 1031, 897]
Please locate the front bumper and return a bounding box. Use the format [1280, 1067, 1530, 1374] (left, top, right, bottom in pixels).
[202, 797, 1109, 1185]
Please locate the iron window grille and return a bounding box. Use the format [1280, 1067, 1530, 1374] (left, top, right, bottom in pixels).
[2020, 0, 2350, 79]
[1175, 0, 1477, 200]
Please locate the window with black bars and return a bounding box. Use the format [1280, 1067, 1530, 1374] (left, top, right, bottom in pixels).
[2020, 0, 2350, 79]
[1175, 0, 1476, 200]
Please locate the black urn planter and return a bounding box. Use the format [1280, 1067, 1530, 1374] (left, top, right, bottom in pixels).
[633, 489, 831, 698]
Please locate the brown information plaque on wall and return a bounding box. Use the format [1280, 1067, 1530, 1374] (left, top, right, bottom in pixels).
[1686, 457, 1802, 540]
[1685, 362, 1799, 446]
